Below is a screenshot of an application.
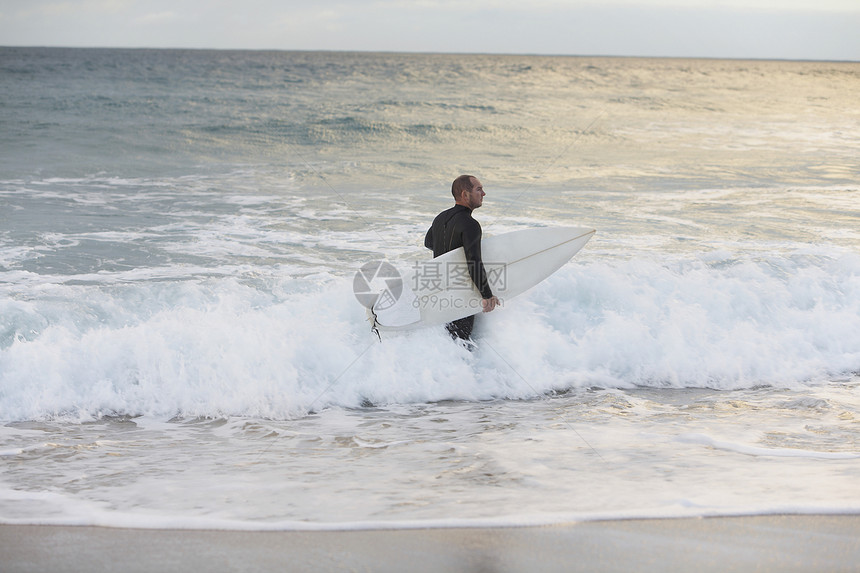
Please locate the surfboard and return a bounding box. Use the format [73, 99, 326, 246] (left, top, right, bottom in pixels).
[362, 226, 595, 334]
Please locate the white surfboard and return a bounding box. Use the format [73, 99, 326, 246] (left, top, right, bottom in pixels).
[364, 226, 595, 334]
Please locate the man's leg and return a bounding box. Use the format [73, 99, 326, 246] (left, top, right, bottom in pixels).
[445, 315, 475, 341]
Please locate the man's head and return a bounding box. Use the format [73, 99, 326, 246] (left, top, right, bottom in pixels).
[452, 174, 485, 210]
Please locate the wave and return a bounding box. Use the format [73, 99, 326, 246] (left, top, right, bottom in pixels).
[2, 251, 858, 422]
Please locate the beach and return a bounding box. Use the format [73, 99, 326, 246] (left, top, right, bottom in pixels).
[4, 515, 860, 572]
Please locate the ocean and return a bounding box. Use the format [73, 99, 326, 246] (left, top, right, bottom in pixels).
[1, 47, 859, 530]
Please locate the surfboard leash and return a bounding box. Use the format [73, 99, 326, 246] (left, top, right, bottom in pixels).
[368, 307, 382, 342]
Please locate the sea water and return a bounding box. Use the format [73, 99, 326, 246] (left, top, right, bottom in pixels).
[1, 48, 859, 529]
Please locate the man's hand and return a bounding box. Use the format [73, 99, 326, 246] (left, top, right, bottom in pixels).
[482, 296, 500, 313]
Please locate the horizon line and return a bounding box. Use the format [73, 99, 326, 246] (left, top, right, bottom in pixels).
[1, 45, 857, 64]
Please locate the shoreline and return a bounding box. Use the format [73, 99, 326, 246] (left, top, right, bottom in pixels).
[4, 514, 860, 572]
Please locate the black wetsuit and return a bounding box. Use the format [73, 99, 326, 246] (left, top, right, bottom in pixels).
[424, 205, 493, 341]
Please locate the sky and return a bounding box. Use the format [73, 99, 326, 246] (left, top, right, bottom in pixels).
[1, 0, 858, 61]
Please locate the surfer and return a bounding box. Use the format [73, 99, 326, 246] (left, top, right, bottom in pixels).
[425, 175, 500, 342]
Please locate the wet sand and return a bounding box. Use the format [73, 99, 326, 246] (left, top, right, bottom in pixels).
[3, 515, 860, 572]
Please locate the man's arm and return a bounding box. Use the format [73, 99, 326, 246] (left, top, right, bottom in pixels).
[461, 219, 494, 301]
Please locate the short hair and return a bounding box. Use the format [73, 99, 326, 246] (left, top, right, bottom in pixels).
[451, 174, 476, 199]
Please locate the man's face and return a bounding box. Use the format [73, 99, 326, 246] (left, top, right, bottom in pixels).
[465, 177, 485, 209]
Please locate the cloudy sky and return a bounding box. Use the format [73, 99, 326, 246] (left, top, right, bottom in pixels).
[1, 0, 858, 60]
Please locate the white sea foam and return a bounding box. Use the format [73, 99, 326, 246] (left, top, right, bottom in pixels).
[676, 433, 860, 460]
[1, 249, 858, 422]
[3, 499, 860, 532]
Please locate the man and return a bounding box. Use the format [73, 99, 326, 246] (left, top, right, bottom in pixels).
[425, 174, 500, 342]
